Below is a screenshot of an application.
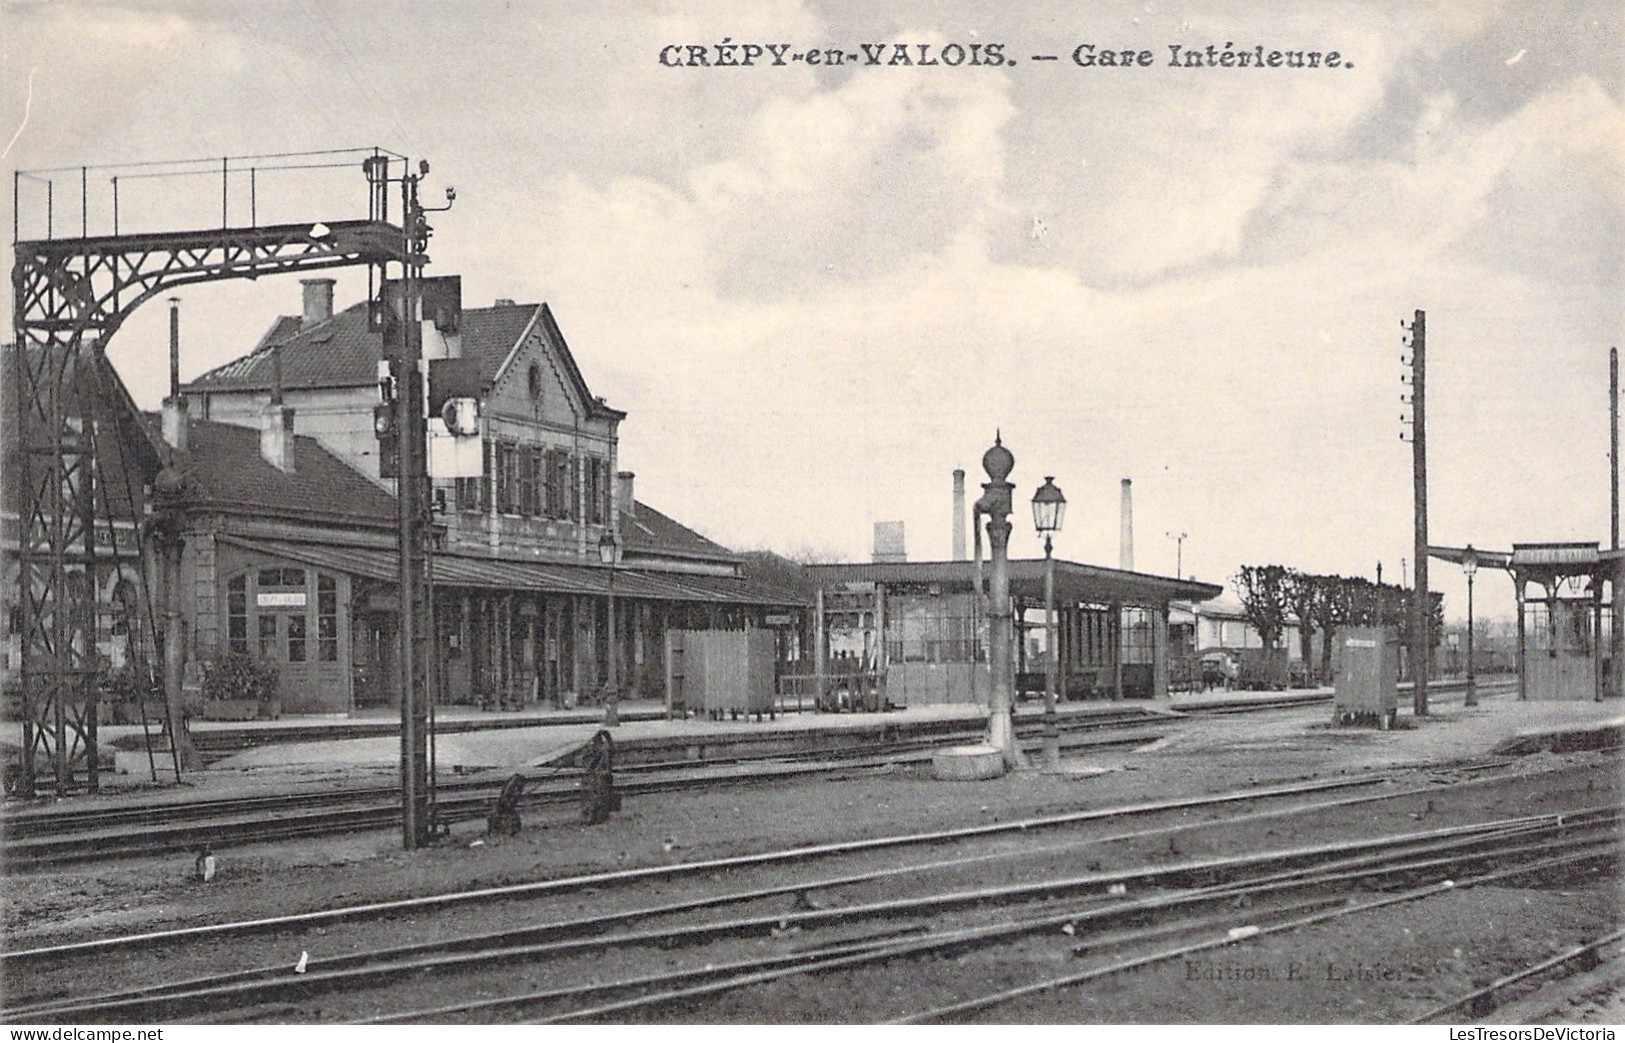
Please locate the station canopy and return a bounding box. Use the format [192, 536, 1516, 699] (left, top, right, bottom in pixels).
[805, 559, 1222, 608]
[220, 536, 807, 607]
[1431, 542, 1625, 585]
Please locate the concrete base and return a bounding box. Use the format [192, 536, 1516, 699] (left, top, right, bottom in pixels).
[932, 743, 1006, 781]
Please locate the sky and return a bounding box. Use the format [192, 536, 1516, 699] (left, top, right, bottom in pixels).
[2, 0, 1621, 624]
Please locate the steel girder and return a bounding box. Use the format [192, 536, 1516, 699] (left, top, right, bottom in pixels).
[11, 219, 408, 794]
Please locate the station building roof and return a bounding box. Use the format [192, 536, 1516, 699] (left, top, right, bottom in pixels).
[172, 416, 400, 529]
[805, 559, 1223, 607]
[185, 300, 623, 420]
[221, 535, 806, 607]
[155, 418, 798, 605]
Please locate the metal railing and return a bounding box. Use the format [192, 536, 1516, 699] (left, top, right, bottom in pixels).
[777, 670, 886, 713]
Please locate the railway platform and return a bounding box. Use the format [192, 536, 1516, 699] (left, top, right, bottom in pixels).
[1, 678, 1616, 804]
[0, 676, 1397, 764]
[1, 687, 1196, 774]
[0, 678, 1617, 877]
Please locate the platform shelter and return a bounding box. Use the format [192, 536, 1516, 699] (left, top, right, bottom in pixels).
[803, 559, 1222, 708]
[1431, 542, 1620, 701]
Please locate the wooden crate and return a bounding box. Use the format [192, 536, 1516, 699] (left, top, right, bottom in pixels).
[1334, 626, 1399, 725]
[665, 629, 776, 716]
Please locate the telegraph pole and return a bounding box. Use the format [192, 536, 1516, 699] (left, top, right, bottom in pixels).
[1612, 348, 1621, 698]
[375, 160, 437, 851]
[1611, 347, 1619, 552]
[1167, 531, 1187, 578]
[399, 171, 430, 850]
[1402, 310, 1429, 715]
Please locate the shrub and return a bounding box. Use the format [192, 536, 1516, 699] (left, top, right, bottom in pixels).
[202, 653, 279, 702]
[98, 663, 155, 704]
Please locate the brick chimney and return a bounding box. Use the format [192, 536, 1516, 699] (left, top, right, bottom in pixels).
[260, 343, 295, 472]
[300, 278, 335, 328]
[161, 297, 188, 452]
[260, 401, 295, 473]
[616, 470, 636, 521]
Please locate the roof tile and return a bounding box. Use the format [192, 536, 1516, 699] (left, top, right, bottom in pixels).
[166, 416, 398, 527]
[186, 302, 539, 392]
[621, 501, 736, 562]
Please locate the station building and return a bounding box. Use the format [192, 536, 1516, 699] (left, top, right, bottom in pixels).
[164, 280, 804, 714]
[5, 282, 806, 719]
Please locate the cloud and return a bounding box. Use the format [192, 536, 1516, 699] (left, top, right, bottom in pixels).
[531, 39, 1622, 575]
[1, 0, 1619, 608]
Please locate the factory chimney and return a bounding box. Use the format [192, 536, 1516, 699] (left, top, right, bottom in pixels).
[1119, 478, 1134, 571]
[952, 469, 967, 561]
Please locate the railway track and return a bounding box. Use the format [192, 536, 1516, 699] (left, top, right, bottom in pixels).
[0, 678, 1548, 870]
[892, 839, 1616, 1025]
[2, 759, 1615, 1023]
[1409, 926, 1625, 1024]
[0, 709, 1169, 869]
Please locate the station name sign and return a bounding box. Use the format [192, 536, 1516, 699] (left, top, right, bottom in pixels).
[1510, 544, 1600, 567]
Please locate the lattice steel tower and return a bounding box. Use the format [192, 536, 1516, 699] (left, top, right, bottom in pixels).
[10, 149, 428, 800]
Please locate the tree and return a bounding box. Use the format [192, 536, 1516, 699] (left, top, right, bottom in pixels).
[1282, 570, 1319, 681]
[736, 549, 819, 599]
[1309, 575, 1355, 683]
[1344, 576, 1381, 627]
[1234, 565, 1292, 652]
[1376, 585, 1444, 681]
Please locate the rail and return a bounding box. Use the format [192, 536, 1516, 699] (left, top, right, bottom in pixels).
[4, 763, 1614, 1023]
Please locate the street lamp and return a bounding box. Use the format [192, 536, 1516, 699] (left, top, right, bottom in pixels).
[1462, 545, 1478, 708]
[1031, 476, 1066, 771]
[598, 529, 621, 727]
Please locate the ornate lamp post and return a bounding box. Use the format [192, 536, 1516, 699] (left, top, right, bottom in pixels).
[598, 530, 621, 727]
[1462, 545, 1478, 708]
[977, 435, 1021, 769]
[1032, 476, 1067, 771]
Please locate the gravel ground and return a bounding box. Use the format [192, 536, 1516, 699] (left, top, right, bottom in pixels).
[2, 696, 1621, 1024]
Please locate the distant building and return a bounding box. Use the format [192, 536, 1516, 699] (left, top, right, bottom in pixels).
[871, 521, 907, 563]
[1171, 592, 1303, 657]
